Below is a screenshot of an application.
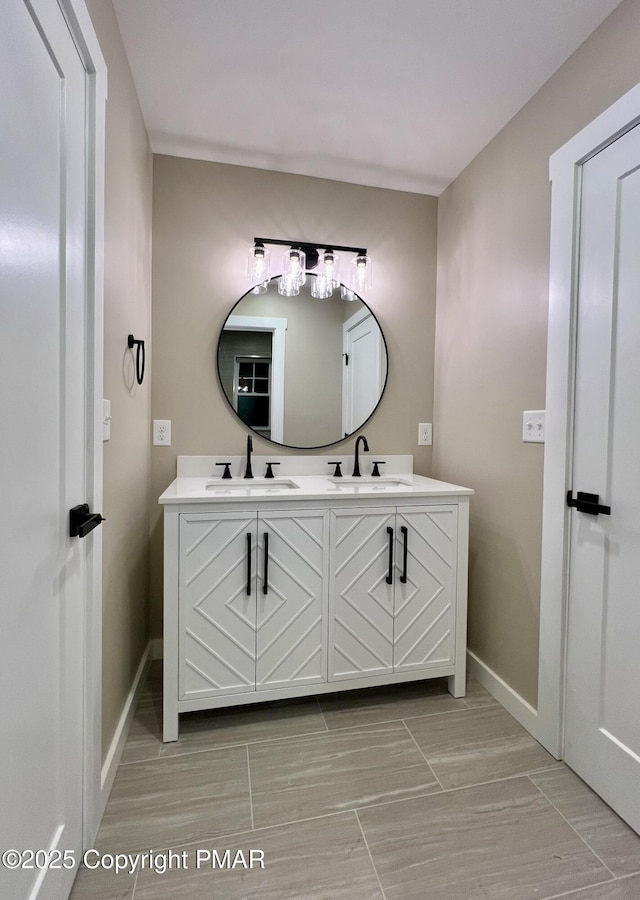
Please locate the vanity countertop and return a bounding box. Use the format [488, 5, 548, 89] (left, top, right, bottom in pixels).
[159, 471, 473, 505]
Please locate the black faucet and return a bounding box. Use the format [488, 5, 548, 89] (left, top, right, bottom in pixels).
[352, 435, 369, 476]
[244, 434, 253, 479]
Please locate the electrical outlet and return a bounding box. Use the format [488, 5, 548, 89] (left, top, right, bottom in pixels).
[418, 423, 433, 446]
[523, 410, 545, 443]
[153, 419, 171, 446]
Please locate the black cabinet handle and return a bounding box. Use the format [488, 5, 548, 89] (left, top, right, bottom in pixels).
[263, 532, 269, 595]
[386, 526, 394, 584]
[400, 525, 408, 584]
[246, 533, 252, 595]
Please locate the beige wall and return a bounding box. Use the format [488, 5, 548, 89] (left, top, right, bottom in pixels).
[151, 156, 438, 635]
[433, 0, 640, 706]
[85, 0, 153, 760]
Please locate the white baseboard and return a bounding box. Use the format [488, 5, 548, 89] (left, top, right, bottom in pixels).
[99, 641, 153, 818]
[466, 649, 548, 748]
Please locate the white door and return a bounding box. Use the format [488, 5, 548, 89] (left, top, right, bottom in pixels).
[256, 510, 329, 690]
[180, 513, 258, 699]
[394, 507, 457, 673]
[342, 309, 385, 435]
[0, 2, 94, 897]
[329, 508, 396, 680]
[565, 123, 640, 833]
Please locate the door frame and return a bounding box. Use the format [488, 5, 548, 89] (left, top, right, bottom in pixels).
[223, 315, 287, 443]
[56, 0, 107, 845]
[538, 81, 640, 757]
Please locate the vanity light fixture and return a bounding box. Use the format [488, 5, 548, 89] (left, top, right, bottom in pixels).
[246, 241, 271, 294]
[247, 237, 371, 298]
[350, 253, 372, 293]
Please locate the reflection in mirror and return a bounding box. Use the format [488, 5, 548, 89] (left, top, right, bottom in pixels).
[217, 275, 388, 449]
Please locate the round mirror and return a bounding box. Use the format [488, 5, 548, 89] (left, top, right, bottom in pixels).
[217, 275, 388, 449]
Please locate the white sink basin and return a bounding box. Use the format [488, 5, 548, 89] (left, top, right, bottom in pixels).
[205, 478, 300, 492]
[325, 477, 414, 490]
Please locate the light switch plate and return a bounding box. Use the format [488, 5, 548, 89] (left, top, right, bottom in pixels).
[523, 410, 545, 443]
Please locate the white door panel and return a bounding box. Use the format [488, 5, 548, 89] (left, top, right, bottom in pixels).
[256, 511, 329, 689]
[566, 124, 640, 833]
[330, 508, 395, 680]
[342, 310, 385, 436]
[180, 514, 257, 698]
[394, 507, 457, 671]
[0, 1, 89, 897]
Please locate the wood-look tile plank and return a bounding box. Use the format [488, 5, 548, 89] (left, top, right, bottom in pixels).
[160, 697, 327, 758]
[319, 678, 466, 730]
[405, 704, 556, 788]
[462, 677, 500, 708]
[137, 659, 162, 705]
[95, 746, 251, 853]
[119, 700, 162, 765]
[69, 864, 135, 900]
[134, 813, 384, 899]
[249, 721, 440, 828]
[543, 874, 640, 899]
[358, 777, 612, 900]
[531, 768, 640, 877]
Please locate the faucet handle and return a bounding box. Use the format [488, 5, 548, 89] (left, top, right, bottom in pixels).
[328, 462, 343, 477]
[215, 462, 232, 479]
[264, 462, 280, 479]
[371, 461, 385, 477]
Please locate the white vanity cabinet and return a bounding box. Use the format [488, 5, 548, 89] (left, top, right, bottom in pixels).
[330, 505, 459, 682]
[161, 465, 471, 742]
[179, 508, 329, 704]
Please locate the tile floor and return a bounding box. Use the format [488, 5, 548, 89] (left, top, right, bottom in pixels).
[70, 664, 640, 899]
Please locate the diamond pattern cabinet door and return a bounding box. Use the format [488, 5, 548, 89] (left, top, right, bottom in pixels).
[256, 510, 329, 690]
[394, 506, 457, 672]
[329, 507, 396, 680]
[180, 513, 257, 700]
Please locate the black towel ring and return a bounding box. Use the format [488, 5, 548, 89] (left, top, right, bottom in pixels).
[127, 334, 145, 385]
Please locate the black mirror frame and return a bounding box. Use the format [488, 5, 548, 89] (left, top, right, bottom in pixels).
[216, 276, 389, 450]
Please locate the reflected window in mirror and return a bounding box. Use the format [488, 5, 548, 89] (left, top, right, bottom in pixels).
[235, 357, 272, 438]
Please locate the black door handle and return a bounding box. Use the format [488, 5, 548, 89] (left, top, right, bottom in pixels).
[567, 491, 611, 516]
[263, 532, 269, 595]
[246, 532, 252, 596]
[386, 526, 394, 585]
[69, 504, 105, 538]
[400, 526, 408, 584]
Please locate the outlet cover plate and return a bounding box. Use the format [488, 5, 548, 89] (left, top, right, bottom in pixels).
[153, 419, 171, 446]
[418, 423, 433, 446]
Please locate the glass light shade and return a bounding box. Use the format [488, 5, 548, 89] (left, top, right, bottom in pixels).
[310, 274, 333, 299]
[341, 285, 357, 301]
[317, 249, 340, 288]
[247, 243, 270, 287]
[282, 247, 306, 287]
[250, 281, 268, 295]
[349, 254, 372, 292]
[278, 273, 300, 296]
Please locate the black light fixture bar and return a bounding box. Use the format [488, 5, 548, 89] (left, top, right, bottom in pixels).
[254, 237, 367, 257]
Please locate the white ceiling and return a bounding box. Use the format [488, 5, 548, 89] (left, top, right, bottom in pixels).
[112, 0, 623, 196]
